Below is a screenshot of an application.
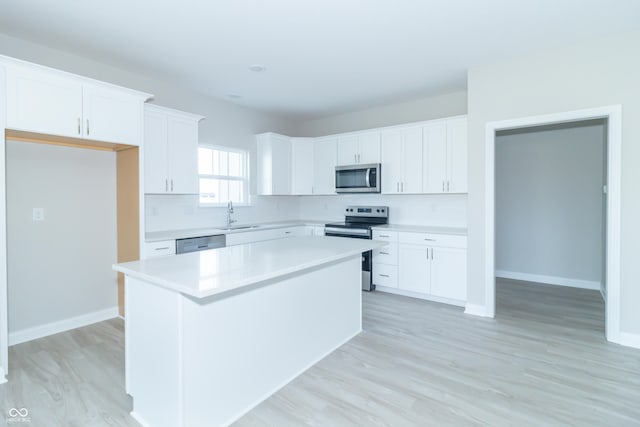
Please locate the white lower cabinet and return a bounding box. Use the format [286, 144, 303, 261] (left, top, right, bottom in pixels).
[374, 229, 467, 305]
[142, 240, 176, 259]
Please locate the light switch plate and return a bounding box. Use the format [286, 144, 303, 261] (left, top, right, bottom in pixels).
[33, 208, 44, 221]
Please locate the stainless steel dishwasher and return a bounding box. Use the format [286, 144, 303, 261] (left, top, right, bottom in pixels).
[175, 234, 226, 254]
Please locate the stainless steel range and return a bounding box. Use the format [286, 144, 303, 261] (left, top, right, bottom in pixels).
[324, 206, 389, 291]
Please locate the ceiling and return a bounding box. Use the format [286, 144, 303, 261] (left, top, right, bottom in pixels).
[0, 0, 639, 120]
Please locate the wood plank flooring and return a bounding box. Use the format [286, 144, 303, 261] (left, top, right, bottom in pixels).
[1, 280, 639, 426]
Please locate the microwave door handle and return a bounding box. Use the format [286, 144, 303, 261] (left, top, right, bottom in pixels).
[365, 168, 371, 187]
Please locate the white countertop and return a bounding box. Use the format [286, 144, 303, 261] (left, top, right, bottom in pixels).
[145, 220, 329, 242]
[114, 236, 385, 299]
[372, 224, 467, 235]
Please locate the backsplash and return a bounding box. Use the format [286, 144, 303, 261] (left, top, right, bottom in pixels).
[144, 194, 301, 232]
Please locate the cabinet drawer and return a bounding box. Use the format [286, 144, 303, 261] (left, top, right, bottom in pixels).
[373, 243, 398, 265]
[373, 264, 398, 288]
[398, 232, 467, 248]
[144, 240, 176, 258]
[372, 230, 398, 242]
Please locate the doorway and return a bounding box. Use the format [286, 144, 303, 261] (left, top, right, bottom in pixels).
[494, 119, 607, 332]
[483, 105, 622, 343]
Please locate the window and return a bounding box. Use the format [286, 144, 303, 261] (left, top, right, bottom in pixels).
[198, 145, 249, 205]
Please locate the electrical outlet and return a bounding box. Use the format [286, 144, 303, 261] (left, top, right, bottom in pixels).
[33, 208, 44, 221]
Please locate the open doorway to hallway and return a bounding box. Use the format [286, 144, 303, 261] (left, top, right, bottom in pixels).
[494, 119, 607, 334]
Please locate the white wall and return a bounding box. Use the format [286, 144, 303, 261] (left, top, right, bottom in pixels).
[6, 141, 117, 334]
[296, 90, 467, 136]
[467, 29, 640, 334]
[495, 121, 605, 289]
[0, 33, 300, 232]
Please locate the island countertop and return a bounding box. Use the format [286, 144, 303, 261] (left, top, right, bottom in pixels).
[113, 236, 385, 299]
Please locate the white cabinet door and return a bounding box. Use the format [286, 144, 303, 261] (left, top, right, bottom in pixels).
[430, 247, 467, 301]
[313, 138, 337, 195]
[402, 128, 423, 194]
[291, 138, 314, 195]
[167, 115, 198, 194]
[381, 130, 403, 194]
[423, 122, 447, 193]
[144, 109, 169, 193]
[5, 65, 83, 138]
[398, 245, 430, 293]
[82, 83, 142, 145]
[256, 133, 292, 195]
[447, 118, 468, 193]
[337, 135, 359, 166]
[271, 134, 292, 195]
[358, 132, 381, 164]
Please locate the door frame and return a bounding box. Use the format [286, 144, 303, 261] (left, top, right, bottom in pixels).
[483, 105, 622, 343]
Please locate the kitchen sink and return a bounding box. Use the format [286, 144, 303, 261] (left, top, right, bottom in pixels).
[224, 225, 261, 230]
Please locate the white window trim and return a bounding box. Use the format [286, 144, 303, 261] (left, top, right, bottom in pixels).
[198, 144, 251, 207]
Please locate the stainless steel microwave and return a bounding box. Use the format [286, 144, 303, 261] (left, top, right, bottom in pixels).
[335, 163, 381, 193]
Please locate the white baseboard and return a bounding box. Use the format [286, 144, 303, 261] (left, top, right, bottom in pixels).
[496, 270, 600, 291]
[611, 331, 640, 349]
[464, 303, 492, 317]
[9, 307, 119, 346]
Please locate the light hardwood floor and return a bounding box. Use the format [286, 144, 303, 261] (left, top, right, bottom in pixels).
[1, 280, 639, 426]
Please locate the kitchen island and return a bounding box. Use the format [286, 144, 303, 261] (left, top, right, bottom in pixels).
[113, 236, 385, 427]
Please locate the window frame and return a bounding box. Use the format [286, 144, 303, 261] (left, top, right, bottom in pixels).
[198, 144, 251, 207]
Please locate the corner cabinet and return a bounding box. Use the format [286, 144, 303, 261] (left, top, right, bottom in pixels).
[144, 104, 204, 194]
[256, 132, 293, 195]
[5, 61, 149, 146]
[312, 137, 337, 195]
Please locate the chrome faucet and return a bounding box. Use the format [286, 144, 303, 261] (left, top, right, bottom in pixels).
[226, 200, 236, 228]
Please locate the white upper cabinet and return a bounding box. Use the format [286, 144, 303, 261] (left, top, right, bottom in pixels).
[291, 137, 314, 195]
[4, 61, 149, 145]
[82, 83, 143, 146]
[144, 104, 204, 194]
[337, 131, 380, 165]
[381, 126, 422, 194]
[313, 138, 337, 195]
[423, 117, 468, 194]
[447, 117, 468, 193]
[256, 133, 292, 195]
[6, 65, 82, 138]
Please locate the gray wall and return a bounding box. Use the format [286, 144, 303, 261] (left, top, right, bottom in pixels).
[6, 141, 117, 334]
[495, 121, 605, 289]
[466, 29, 640, 334]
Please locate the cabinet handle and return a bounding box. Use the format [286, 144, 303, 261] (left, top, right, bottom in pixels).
[155, 247, 169, 251]
[77, 118, 81, 135]
[86, 119, 90, 135]
[285, 231, 292, 234]
[379, 274, 390, 278]
[171, 179, 174, 192]
[424, 238, 435, 241]
[442, 180, 445, 192]
[431, 248, 434, 260]
[447, 181, 450, 192]
[379, 234, 389, 238]
[358, 154, 361, 163]
[379, 251, 389, 255]
[165, 179, 168, 192]
[401, 182, 404, 192]
[354, 154, 357, 163]
[396, 182, 399, 192]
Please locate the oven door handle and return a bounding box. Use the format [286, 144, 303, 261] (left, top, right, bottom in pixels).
[365, 168, 371, 188]
[324, 227, 371, 237]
